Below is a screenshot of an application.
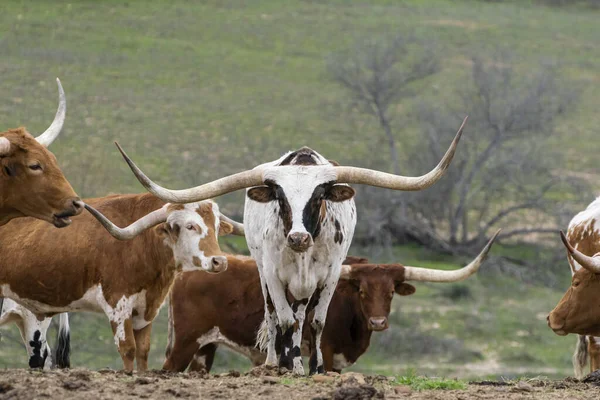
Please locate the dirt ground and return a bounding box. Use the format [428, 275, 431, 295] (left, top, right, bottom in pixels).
[1, 367, 600, 400]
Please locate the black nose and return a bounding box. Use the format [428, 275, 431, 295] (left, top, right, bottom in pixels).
[287, 232, 312, 252]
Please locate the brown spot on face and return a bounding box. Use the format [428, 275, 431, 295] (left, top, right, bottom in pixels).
[194, 202, 223, 258]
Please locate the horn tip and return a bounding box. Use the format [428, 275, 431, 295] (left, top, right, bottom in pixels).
[560, 230, 573, 252]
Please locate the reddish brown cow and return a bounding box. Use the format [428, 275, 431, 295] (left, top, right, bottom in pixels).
[0, 193, 242, 371]
[547, 198, 600, 378]
[0, 79, 82, 227]
[164, 233, 497, 373]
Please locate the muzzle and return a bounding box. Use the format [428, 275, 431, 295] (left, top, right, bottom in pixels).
[368, 317, 389, 331]
[287, 232, 313, 253]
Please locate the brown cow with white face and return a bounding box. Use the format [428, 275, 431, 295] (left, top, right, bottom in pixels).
[163, 232, 497, 373]
[0, 193, 242, 371]
[0, 79, 83, 227]
[547, 198, 600, 379]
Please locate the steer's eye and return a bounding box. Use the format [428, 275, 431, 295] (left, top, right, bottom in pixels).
[573, 280, 581, 287]
[186, 223, 195, 231]
[28, 163, 42, 171]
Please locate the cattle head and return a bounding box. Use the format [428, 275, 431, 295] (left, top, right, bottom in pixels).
[548, 232, 600, 337]
[247, 148, 355, 252]
[0, 79, 83, 227]
[339, 231, 498, 332]
[85, 200, 245, 273]
[110, 117, 468, 247]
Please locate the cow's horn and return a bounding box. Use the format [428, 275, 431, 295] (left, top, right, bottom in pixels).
[560, 230, 600, 274]
[0, 137, 10, 156]
[35, 78, 66, 147]
[334, 116, 467, 190]
[220, 214, 245, 236]
[403, 229, 499, 282]
[85, 203, 168, 240]
[115, 142, 264, 203]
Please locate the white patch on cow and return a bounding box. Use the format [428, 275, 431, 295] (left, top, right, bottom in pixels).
[197, 327, 265, 365]
[332, 353, 353, 370]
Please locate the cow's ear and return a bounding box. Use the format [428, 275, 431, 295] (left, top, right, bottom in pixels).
[219, 220, 234, 236]
[247, 186, 276, 203]
[395, 283, 416, 296]
[156, 223, 171, 240]
[156, 223, 180, 242]
[326, 185, 355, 202]
[328, 159, 340, 166]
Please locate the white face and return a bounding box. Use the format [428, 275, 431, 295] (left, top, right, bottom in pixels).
[263, 165, 338, 236]
[161, 201, 228, 273]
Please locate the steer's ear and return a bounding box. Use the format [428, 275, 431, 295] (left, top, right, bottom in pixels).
[395, 283, 416, 296]
[247, 186, 276, 203]
[156, 222, 180, 242]
[219, 220, 234, 236]
[326, 185, 355, 202]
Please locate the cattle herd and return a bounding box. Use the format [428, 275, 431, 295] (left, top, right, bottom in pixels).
[0, 79, 596, 381]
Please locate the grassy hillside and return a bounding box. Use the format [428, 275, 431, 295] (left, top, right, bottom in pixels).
[0, 0, 598, 205]
[0, 0, 597, 379]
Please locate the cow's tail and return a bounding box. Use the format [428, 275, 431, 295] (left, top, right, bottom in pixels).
[255, 319, 269, 352]
[573, 334, 589, 380]
[55, 313, 71, 369]
[165, 297, 174, 359]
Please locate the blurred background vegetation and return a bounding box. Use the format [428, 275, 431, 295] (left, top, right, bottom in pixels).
[1, 0, 599, 379]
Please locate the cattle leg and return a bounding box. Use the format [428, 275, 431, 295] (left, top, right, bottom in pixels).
[589, 336, 600, 374]
[111, 319, 136, 372]
[279, 300, 307, 374]
[20, 314, 52, 369]
[309, 275, 339, 375]
[189, 344, 217, 373]
[133, 323, 153, 372]
[162, 336, 199, 372]
[259, 277, 279, 366]
[263, 267, 302, 374]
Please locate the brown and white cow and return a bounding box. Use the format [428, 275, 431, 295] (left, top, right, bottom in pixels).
[0, 193, 242, 371]
[0, 78, 83, 227]
[163, 232, 497, 373]
[548, 198, 600, 378]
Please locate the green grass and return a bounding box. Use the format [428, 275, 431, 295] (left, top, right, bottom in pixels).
[395, 370, 467, 390]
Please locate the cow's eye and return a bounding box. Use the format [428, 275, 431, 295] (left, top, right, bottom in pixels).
[186, 224, 195, 231]
[29, 163, 42, 171]
[573, 280, 580, 287]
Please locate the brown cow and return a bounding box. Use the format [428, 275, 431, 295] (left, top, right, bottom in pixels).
[0, 193, 242, 371]
[547, 198, 600, 379]
[0, 79, 82, 227]
[163, 232, 497, 373]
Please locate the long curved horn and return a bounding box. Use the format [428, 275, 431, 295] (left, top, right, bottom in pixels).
[220, 214, 245, 236]
[0, 137, 10, 156]
[85, 203, 168, 240]
[35, 78, 66, 147]
[115, 143, 264, 203]
[404, 228, 499, 282]
[560, 230, 600, 274]
[334, 116, 467, 190]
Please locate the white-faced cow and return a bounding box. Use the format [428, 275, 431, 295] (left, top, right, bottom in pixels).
[0, 78, 83, 227]
[163, 232, 496, 373]
[0, 194, 242, 371]
[0, 298, 70, 369]
[115, 117, 467, 374]
[547, 198, 600, 379]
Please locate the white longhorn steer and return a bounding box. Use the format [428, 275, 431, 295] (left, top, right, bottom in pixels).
[115, 116, 467, 374]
